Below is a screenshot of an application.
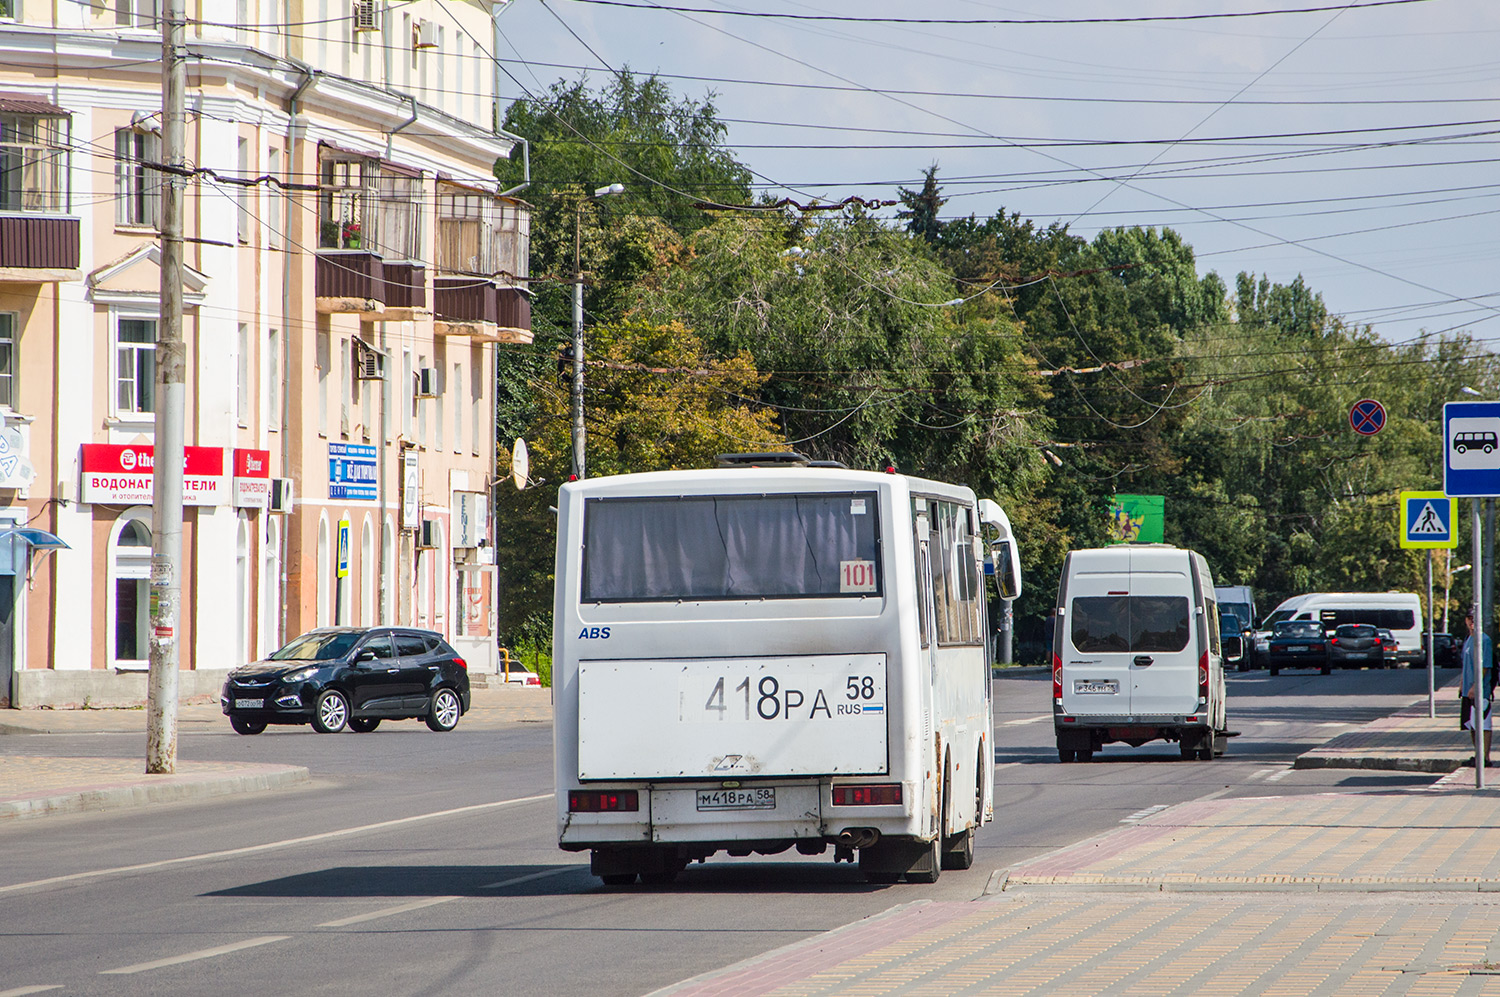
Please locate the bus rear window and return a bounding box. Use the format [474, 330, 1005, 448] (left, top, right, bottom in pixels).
[1070, 596, 1191, 653]
[582, 492, 881, 602]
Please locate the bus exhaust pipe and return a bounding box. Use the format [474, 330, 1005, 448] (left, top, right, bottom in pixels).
[836, 828, 880, 849]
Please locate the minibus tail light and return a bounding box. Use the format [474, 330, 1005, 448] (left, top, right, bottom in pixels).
[1198, 652, 1210, 700]
[832, 784, 902, 806]
[568, 790, 639, 812]
[1052, 654, 1063, 702]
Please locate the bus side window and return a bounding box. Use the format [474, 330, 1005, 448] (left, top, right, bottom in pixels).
[913, 505, 931, 649]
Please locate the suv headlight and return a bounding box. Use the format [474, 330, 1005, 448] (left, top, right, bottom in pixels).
[283, 666, 318, 683]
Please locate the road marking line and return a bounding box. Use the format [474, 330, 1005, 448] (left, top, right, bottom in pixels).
[1248, 769, 1275, 781]
[0, 793, 555, 897]
[100, 935, 288, 975]
[319, 895, 459, 928]
[1121, 804, 1170, 823]
[1003, 716, 1048, 726]
[0, 987, 64, 996]
[1267, 768, 1294, 782]
[479, 866, 585, 890]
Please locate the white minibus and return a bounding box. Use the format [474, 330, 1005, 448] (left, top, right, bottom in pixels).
[1052, 544, 1229, 761]
[552, 455, 1021, 886]
[1259, 592, 1423, 666]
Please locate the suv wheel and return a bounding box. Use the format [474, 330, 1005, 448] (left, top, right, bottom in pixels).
[312, 690, 349, 733]
[425, 688, 461, 732]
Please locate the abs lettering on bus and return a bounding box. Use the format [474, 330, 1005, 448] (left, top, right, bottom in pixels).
[577, 627, 611, 639]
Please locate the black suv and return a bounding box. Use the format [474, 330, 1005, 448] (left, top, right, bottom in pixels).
[222, 627, 471, 734]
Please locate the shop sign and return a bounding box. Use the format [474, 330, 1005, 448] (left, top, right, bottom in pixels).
[79, 444, 227, 506]
[452, 490, 488, 548]
[328, 442, 377, 501]
[233, 448, 271, 508]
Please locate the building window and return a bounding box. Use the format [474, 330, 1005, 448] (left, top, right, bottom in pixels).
[236, 137, 250, 244]
[115, 316, 156, 415]
[115, 128, 160, 227]
[266, 146, 282, 249]
[115, 0, 159, 28]
[1, 111, 70, 214]
[319, 155, 373, 250]
[375, 169, 420, 261]
[452, 362, 462, 453]
[236, 322, 249, 426]
[267, 327, 280, 430]
[0, 0, 17, 20]
[0, 313, 14, 409]
[111, 514, 151, 669]
[316, 329, 329, 436]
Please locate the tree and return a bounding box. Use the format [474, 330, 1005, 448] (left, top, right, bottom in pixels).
[897, 164, 946, 244]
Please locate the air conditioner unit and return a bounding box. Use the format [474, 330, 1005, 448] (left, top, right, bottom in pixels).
[356, 347, 384, 380]
[417, 519, 437, 547]
[414, 18, 438, 49]
[415, 366, 439, 397]
[352, 0, 379, 33]
[269, 477, 295, 514]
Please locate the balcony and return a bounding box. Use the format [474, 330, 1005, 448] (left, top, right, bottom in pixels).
[0, 215, 80, 282]
[433, 278, 532, 344]
[314, 252, 385, 316]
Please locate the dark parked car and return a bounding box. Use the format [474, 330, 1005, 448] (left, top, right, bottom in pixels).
[1327, 623, 1386, 670]
[1267, 620, 1329, 675]
[221, 627, 470, 735]
[1425, 632, 1461, 668]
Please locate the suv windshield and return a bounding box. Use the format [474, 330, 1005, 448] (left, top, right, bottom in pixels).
[581, 492, 881, 602]
[269, 631, 362, 661]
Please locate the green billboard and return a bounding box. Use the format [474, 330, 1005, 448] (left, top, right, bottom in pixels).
[1108, 494, 1164, 544]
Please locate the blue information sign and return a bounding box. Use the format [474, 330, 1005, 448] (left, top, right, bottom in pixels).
[1444, 401, 1500, 497]
[328, 443, 378, 501]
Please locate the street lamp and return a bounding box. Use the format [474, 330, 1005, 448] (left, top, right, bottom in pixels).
[571, 183, 624, 481]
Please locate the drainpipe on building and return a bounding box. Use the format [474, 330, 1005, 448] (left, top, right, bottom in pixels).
[280, 67, 315, 648]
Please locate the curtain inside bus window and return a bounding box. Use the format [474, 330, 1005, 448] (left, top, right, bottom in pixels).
[581, 492, 881, 601]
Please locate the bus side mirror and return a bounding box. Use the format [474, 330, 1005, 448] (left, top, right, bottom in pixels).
[991, 539, 1021, 601]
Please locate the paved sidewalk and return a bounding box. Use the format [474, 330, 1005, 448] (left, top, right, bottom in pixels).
[0, 682, 552, 820]
[1296, 683, 1474, 773]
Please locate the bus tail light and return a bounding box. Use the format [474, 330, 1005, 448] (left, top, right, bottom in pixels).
[832, 784, 902, 806]
[568, 790, 639, 812]
[1198, 651, 1210, 702]
[1052, 654, 1063, 703]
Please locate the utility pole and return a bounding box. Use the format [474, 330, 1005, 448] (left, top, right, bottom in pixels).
[147, 0, 186, 774]
[568, 183, 623, 482]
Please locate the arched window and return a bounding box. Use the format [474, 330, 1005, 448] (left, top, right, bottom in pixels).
[261, 517, 281, 654]
[236, 515, 251, 665]
[316, 515, 330, 627]
[433, 519, 447, 637]
[382, 516, 394, 624]
[361, 515, 374, 627]
[109, 510, 152, 670]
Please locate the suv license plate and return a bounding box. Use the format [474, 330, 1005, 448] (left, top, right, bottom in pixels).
[1073, 680, 1118, 695]
[234, 698, 263, 709]
[696, 788, 775, 811]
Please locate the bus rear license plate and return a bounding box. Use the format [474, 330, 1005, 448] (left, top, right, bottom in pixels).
[234, 699, 263, 709]
[696, 788, 775, 811]
[1073, 680, 1118, 695]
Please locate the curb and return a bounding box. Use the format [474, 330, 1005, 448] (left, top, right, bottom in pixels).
[1292, 754, 1463, 773]
[0, 764, 310, 822]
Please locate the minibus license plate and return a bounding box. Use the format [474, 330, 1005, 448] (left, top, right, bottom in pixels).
[697, 788, 775, 811]
[234, 698, 262, 709]
[1073, 680, 1117, 695]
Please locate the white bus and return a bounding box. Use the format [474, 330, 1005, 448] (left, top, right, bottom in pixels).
[1257, 591, 1423, 666]
[552, 455, 1021, 886]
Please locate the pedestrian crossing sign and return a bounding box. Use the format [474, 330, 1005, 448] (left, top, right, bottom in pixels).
[1400, 491, 1457, 549]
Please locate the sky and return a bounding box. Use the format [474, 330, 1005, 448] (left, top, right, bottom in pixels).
[487, 0, 1500, 351]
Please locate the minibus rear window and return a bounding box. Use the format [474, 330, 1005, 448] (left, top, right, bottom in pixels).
[1071, 596, 1191, 653]
[581, 492, 881, 602]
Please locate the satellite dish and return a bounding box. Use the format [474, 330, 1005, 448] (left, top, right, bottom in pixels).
[511, 438, 530, 491]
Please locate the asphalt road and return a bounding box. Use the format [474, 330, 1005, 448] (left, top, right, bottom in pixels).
[0, 667, 1445, 997]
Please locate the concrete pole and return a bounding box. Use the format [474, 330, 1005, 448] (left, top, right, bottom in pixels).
[570, 205, 585, 481]
[147, 0, 186, 774]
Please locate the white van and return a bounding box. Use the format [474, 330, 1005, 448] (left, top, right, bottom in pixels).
[1052, 544, 1228, 762]
[1258, 592, 1423, 666]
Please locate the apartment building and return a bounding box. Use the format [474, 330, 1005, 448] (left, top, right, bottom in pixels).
[0, 0, 531, 706]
